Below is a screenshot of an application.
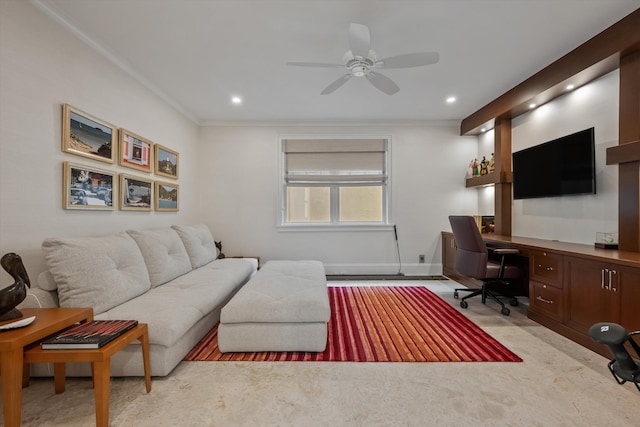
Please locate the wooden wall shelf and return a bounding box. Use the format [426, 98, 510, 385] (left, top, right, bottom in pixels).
[465, 171, 512, 188]
[606, 140, 640, 165]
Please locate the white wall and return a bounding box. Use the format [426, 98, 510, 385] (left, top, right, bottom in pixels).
[0, 1, 479, 282]
[0, 2, 200, 285]
[511, 71, 619, 244]
[476, 130, 496, 216]
[198, 125, 477, 275]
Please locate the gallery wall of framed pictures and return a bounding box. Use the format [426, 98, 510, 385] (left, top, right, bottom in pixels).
[61, 104, 179, 212]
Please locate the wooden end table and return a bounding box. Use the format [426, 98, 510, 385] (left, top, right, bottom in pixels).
[24, 323, 151, 427]
[0, 307, 93, 427]
[228, 255, 260, 268]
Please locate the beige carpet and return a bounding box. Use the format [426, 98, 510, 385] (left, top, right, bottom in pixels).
[11, 280, 639, 426]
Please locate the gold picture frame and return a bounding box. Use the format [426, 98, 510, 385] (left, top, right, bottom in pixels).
[154, 144, 179, 179]
[62, 104, 117, 164]
[119, 129, 153, 173]
[63, 161, 116, 210]
[154, 181, 179, 212]
[120, 174, 153, 211]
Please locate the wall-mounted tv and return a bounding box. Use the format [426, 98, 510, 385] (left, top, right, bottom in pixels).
[512, 127, 596, 200]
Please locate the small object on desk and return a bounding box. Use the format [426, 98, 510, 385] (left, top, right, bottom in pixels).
[595, 232, 619, 249]
[595, 242, 619, 249]
[0, 315, 36, 331]
[41, 319, 138, 349]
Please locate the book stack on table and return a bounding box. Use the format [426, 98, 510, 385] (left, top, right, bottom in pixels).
[41, 320, 138, 349]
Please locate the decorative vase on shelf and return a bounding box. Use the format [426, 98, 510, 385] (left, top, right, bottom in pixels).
[472, 158, 479, 176]
[480, 156, 488, 175]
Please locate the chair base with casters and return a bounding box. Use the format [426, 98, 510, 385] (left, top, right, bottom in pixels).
[589, 322, 640, 392]
[453, 279, 519, 316]
[453, 251, 520, 316]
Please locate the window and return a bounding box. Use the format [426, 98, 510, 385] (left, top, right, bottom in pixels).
[281, 138, 389, 227]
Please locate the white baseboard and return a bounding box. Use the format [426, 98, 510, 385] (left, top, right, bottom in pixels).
[324, 263, 443, 276]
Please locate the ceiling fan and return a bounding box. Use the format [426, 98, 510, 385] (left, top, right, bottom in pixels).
[286, 23, 439, 95]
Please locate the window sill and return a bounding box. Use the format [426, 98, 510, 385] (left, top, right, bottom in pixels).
[276, 223, 395, 232]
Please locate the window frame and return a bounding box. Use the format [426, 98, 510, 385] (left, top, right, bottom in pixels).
[277, 135, 392, 231]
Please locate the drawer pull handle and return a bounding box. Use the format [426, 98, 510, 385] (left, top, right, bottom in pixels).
[601, 268, 606, 289]
[537, 265, 553, 271]
[536, 296, 553, 304]
[609, 269, 617, 292]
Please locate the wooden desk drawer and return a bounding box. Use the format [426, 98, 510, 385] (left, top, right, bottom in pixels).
[530, 250, 563, 287]
[530, 280, 563, 321]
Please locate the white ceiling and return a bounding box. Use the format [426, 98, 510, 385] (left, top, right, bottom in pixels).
[35, 0, 639, 126]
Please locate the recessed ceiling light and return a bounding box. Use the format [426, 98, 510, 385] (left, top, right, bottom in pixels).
[566, 84, 575, 90]
[529, 103, 537, 109]
[446, 96, 456, 103]
[231, 96, 242, 105]
[480, 128, 486, 132]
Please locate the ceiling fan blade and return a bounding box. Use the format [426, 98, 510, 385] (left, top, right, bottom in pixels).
[365, 71, 400, 95]
[349, 23, 371, 59]
[286, 61, 344, 68]
[376, 52, 440, 69]
[321, 73, 352, 95]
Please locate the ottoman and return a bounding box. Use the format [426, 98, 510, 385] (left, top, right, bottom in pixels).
[218, 260, 330, 352]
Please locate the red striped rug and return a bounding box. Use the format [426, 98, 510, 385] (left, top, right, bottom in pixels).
[184, 286, 522, 362]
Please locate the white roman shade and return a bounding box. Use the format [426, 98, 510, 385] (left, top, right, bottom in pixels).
[284, 139, 387, 184]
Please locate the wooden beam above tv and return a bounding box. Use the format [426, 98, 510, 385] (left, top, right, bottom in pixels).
[460, 8, 640, 136]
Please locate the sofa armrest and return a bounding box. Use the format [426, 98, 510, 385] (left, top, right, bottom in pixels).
[18, 288, 59, 308]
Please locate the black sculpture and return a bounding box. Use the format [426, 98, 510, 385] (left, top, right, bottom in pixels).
[589, 322, 640, 392]
[215, 241, 226, 259]
[0, 253, 31, 322]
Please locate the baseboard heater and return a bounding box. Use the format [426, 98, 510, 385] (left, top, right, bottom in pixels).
[326, 274, 448, 281]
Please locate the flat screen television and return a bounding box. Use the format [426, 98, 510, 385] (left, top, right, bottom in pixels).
[512, 127, 596, 200]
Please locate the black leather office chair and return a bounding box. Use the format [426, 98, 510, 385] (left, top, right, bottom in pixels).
[448, 215, 521, 316]
[589, 322, 640, 392]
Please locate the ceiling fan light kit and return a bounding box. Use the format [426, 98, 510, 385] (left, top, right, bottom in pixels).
[286, 23, 439, 95]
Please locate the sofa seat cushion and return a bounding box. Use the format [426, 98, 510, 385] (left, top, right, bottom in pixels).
[221, 260, 329, 324]
[172, 224, 217, 269]
[96, 258, 257, 347]
[42, 233, 151, 315]
[127, 228, 192, 287]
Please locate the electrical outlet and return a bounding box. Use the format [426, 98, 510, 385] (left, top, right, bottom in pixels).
[418, 254, 425, 263]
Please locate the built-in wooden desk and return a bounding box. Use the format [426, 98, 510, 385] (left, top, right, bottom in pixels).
[442, 232, 640, 358]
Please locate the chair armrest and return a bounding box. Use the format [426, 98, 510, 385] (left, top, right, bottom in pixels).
[490, 248, 520, 256]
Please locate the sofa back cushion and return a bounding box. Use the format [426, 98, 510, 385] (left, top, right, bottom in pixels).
[171, 224, 217, 269]
[42, 233, 151, 315]
[37, 270, 58, 291]
[127, 228, 192, 287]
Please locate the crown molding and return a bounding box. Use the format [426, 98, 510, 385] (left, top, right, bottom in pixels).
[31, 0, 200, 125]
[199, 119, 462, 128]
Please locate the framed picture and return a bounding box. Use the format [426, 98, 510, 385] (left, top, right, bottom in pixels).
[63, 161, 116, 210]
[119, 129, 153, 173]
[155, 181, 179, 212]
[120, 174, 153, 211]
[155, 144, 179, 179]
[62, 104, 117, 164]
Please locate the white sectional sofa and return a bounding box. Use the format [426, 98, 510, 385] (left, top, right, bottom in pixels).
[21, 224, 257, 377]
